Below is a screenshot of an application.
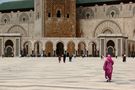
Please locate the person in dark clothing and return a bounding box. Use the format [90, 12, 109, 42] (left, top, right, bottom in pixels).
[69, 54, 73, 62]
[63, 53, 67, 63]
[123, 54, 126, 62]
[58, 55, 61, 63]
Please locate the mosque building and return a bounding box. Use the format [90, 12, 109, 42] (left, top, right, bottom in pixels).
[0, 0, 135, 57]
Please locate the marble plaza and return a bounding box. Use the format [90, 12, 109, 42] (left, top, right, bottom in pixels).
[0, 57, 135, 90]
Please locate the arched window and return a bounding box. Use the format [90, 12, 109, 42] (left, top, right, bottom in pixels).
[48, 12, 51, 17]
[19, 13, 29, 23]
[4, 19, 7, 23]
[111, 11, 115, 17]
[82, 8, 94, 19]
[106, 6, 119, 18]
[57, 10, 61, 18]
[1, 14, 10, 24]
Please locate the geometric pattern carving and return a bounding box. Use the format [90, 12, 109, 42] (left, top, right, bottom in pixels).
[106, 6, 119, 18]
[19, 13, 29, 23]
[7, 25, 27, 37]
[77, 7, 94, 19]
[94, 20, 121, 37]
[1, 14, 10, 24]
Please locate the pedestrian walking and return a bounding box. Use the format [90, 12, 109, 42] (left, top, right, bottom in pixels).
[69, 54, 73, 62]
[58, 55, 61, 63]
[123, 54, 126, 62]
[103, 54, 114, 82]
[63, 52, 67, 63]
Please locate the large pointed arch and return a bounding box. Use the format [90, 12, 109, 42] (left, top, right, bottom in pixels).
[78, 41, 86, 56]
[7, 25, 27, 37]
[67, 41, 75, 55]
[94, 20, 122, 37]
[23, 41, 32, 56]
[45, 41, 53, 57]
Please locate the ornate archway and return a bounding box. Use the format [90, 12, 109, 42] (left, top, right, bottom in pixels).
[4, 40, 14, 57]
[78, 42, 86, 56]
[56, 42, 64, 56]
[45, 41, 53, 57]
[23, 41, 32, 56]
[106, 40, 115, 56]
[8, 25, 27, 37]
[67, 41, 75, 56]
[94, 20, 121, 37]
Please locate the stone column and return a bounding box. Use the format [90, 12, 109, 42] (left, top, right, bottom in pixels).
[13, 39, 16, 57]
[2, 38, 4, 57]
[0, 39, 2, 56]
[53, 43, 56, 56]
[115, 38, 118, 57]
[121, 38, 123, 56]
[31, 41, 35, 54]
[100, 38, 105, 56]
[64, 43, 67, 52]
[16, 38, 20, 57]
[75, 43, 78, 56]
[125, 39, 128, 56]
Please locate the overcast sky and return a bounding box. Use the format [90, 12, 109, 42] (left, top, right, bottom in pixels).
[0, 0, 21, 4]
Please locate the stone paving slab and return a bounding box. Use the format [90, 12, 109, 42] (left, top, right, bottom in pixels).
[0, 57, 135, 90]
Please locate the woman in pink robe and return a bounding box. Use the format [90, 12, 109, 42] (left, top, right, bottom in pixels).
[103, 54, 114, 82]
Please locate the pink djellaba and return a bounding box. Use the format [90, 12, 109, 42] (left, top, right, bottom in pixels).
[103, 54, 114, 82]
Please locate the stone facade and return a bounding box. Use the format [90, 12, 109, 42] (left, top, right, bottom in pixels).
[77, 2, 135, 56]
[44, 0, 76, 37]
[0, 1, 135, 57]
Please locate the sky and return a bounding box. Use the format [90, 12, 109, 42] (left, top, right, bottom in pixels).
[0, 0, 21, 4]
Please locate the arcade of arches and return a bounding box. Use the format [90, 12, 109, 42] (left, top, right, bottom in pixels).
[0, 36, 134, 57]
[21, 40, 98, 57]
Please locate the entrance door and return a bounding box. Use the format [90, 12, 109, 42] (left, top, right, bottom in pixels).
[56, 42, 64, 56]
[107, 40, 115, 56]
[107, 46, 114, 56]
[4, 40, 14, 57]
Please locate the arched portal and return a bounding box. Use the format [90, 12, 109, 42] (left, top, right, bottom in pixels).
[45, 41, 53, 57]
[94, 20, 121, 37]
[78, 42, 86, 56]
[106, 40, 115, 56]
[56, 42, 64, 56]
[8, 25, 27, 37]
[23, 41, 32, 56]
[88, 42, 97, 57]
[4, 40, 14, 57]
[67, 41, 75, 56]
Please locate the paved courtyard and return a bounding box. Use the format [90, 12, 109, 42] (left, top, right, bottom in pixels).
[0, 57, 135, 90]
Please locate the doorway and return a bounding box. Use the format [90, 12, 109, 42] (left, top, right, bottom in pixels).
[4, 40, 14, 57]
[107, 40, 115, 56]
[56, 42, 64, 56]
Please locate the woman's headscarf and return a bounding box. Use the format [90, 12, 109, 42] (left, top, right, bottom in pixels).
[107, 54, 112, 61]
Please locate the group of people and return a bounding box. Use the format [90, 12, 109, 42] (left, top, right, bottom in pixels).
[58, 53, 73, 63]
